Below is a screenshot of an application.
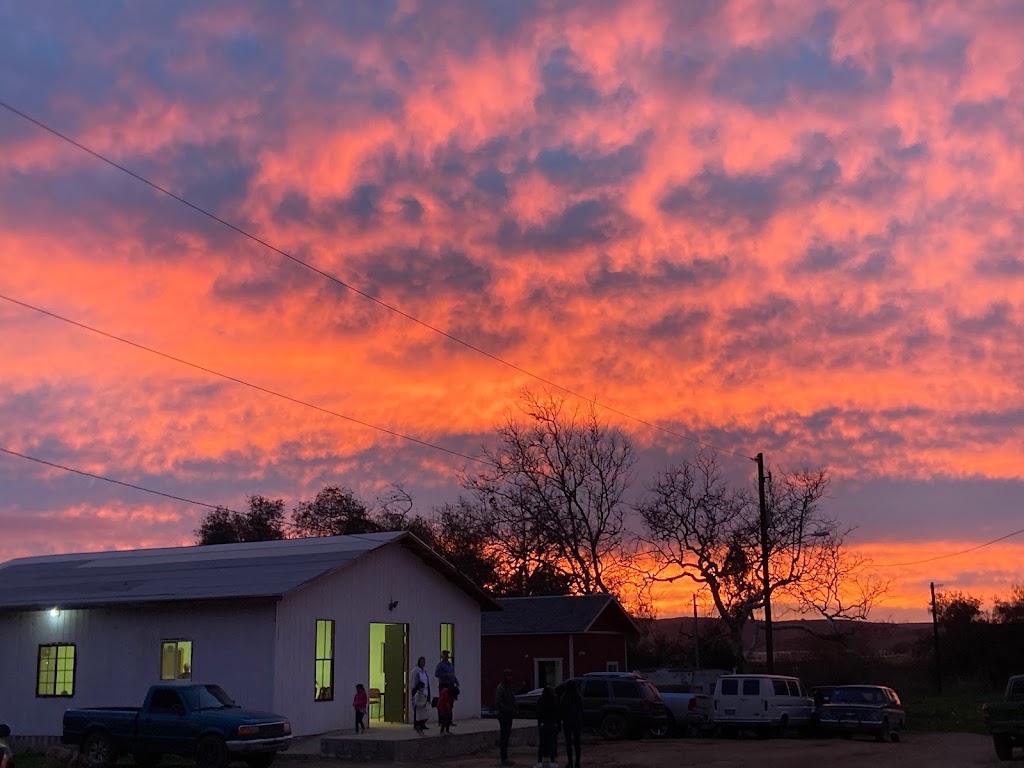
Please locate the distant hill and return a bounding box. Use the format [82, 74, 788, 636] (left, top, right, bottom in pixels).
[644, 616, 931, 658]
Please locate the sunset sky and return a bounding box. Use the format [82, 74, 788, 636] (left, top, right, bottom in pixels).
[2, 1, 1023, 623]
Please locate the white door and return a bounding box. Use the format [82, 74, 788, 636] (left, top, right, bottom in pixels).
[737, 677, 764, 721]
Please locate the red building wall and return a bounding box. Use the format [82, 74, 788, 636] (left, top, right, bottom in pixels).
[481, 632, 629, 703]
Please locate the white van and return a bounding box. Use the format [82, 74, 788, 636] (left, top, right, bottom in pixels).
[712, 674, 814, 736]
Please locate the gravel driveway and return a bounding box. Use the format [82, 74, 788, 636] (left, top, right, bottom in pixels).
[399, 732, 1005, 768]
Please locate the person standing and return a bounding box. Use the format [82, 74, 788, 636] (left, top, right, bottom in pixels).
[559, 679, 584, 768]
[494, 668, 518, 767]
[534, 685, 560, 768]
[410, 656, 431, 733]
[0, 724, 13, 768]
[435, 650, 460, 724]
[437, 686, 453, 735]
[352, 684, 368, 733]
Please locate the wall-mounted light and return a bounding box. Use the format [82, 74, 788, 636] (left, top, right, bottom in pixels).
[388, 600, 399, 611]
[577, 650, 586, 656]
[50, 607, 60, 618]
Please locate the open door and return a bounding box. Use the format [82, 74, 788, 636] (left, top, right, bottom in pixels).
[369, 623, 408, 723]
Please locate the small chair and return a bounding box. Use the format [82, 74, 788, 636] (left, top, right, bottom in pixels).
[368, 687, 382, 720]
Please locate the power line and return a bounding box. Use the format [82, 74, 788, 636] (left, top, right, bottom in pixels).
[0, 445, 235, 511]
[0, 98, 750, 461]
[0, 292, 485, 466]
[0, 446, 440, 549]
[873, 527, 1024, 568]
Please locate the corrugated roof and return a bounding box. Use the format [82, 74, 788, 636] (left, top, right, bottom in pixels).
[0, 532, 500, 611]
[481, 594, 637, 635]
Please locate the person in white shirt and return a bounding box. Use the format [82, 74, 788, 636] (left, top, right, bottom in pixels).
[410, 656, 431, 733]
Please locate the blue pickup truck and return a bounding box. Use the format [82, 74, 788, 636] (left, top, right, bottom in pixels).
[62, 682, 292, 768]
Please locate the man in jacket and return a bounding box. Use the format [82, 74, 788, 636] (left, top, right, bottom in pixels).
[494, 668, 518, 766]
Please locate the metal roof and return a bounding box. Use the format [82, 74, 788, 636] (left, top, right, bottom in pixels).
[0, 531, 500, 611]
[481, 594, 638, 636]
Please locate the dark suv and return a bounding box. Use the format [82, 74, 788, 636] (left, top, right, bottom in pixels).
[514, 672, 669, 740]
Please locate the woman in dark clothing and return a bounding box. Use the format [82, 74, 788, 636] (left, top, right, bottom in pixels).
[535, 685, 561, 768]
[559, 680, 584, 768]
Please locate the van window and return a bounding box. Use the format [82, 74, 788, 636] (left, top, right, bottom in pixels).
[772, 679, 789, 695]
[582, 680, 608, 698]
[720, 679, 738, 695]
[742, 679, 760, 696]
[786, 680, 800, 696]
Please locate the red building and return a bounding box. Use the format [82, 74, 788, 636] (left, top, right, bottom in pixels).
[481, 594, 639, 699]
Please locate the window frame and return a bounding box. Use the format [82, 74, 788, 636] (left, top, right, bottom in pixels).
[37, 643, 77, 698]
[159, 639, 194, 681]
[314, 619, 336, 702]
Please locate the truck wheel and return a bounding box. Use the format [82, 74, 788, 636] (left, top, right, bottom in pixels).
[133, 753, 161, 768]
[245, 754, 277, 768]
[195, 736, 229, 768]
[994, 734, 1013, 761]
[599, 713, 627, 740]
[82, 730, 116, 768]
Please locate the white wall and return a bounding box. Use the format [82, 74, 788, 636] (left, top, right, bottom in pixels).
[0, 600, 277, 737]
[273, 543, 483, 736]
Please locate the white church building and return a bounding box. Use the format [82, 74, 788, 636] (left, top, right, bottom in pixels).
[0, 532, 498, 737]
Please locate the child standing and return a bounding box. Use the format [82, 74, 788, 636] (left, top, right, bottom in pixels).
[353, 684, 368, 733]
[437, 686, 453, 735]
[412, 681, 430, 735]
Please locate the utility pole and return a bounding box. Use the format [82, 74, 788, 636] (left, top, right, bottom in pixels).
[930, 581, 942, 693]
[756, 452, 773, 673]
[693, 593, 701, 670]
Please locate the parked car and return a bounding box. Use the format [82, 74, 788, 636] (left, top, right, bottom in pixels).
[62, 682, 292, 768]
[712, 674, 814, 737]
[983, 673, 1024, 760]
[817, 685, 905, 742]
[648, 684, 713, 737]
[514, 672, 669, 740]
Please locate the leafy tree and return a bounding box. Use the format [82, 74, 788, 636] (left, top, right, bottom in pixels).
[933, 589, 985, 625]
[195, 507, 240, 545]
[638, 449, 886, 667]
[464, 390, 637, 599]
[993, 585, 1024, 624]
[429, 498, 504, 595]
[292, 485, 378, 537]
[194, 495, 286, 545]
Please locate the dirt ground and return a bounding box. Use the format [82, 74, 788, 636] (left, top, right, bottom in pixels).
[399, 732, 1008, 768]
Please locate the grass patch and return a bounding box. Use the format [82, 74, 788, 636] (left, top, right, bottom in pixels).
[906, 689, 992, 734]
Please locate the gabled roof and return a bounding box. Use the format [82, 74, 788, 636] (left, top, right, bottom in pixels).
[0, 531, 500, 611]
[482, 594, 638, 636]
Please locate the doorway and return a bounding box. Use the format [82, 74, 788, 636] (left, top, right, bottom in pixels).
[534, 657, 563, 689]
[369, 623, 408, 723]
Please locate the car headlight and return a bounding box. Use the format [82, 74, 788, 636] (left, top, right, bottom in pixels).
[283, 722, 292, 735]
[238, 725, 260, 737]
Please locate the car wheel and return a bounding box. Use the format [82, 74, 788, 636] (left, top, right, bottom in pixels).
[994, 734, 1013, 761]
[649, 713, 674, 739]
[82, 730, 116, 768]
[876, 718, 890, 743]
[600, 713, 627, 741]
[245, 754, 277, 768]
[195, 736, 230, 768]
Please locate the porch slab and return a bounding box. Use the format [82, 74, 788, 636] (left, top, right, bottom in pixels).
[285, 718, 536, 763]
